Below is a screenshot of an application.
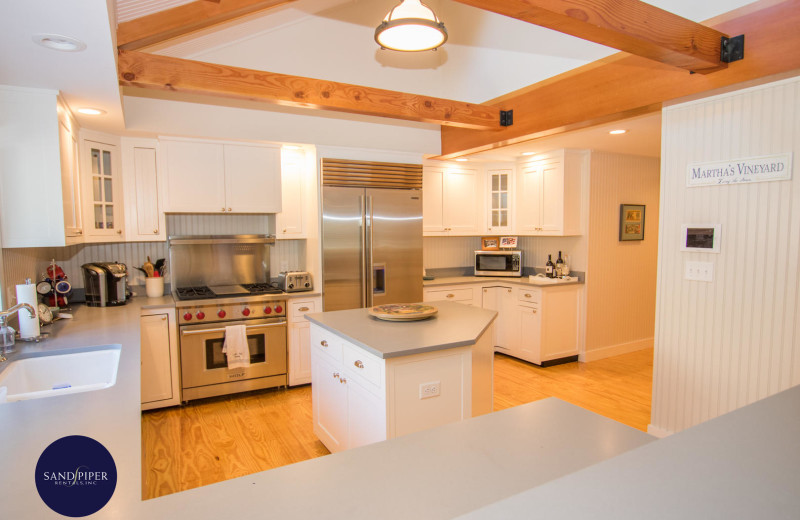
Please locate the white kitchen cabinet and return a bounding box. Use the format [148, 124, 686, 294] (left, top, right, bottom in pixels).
[287, 297, 320, 386]
[122, 137, 165, 241]
[0, 87, 85, 248]
[141, 308, 181, 409]
[516, 149, 584, 236]
[423, 285, 480, 307]
[510, 285, 579, 366]
[481, 285, 515, 352]
[311, 353, 348, 452]
[276, 147, 306, 238]
[161, 138, 281, 214]
[423, 165, 482, 236]
[80, 131, 125, 242]
[486, 169, 513, 234]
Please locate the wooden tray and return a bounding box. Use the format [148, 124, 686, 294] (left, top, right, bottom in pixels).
[368, 304, 438, 321]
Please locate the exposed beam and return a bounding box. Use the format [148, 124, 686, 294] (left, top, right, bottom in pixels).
[439, 0, 800, 158]
[117, 0, 297, 51]
[117, 51, 501, 130]
[453, 0, 730, 74]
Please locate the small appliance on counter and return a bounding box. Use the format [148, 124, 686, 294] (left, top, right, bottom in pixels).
[82, 262, 129, 307]
[474, 250, 523, 277]
[278, 271, 313, 292]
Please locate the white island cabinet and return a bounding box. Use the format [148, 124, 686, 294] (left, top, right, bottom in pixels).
[306, 301, 496, 453]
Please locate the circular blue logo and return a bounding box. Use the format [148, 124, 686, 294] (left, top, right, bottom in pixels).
[35, 435, 117, 517]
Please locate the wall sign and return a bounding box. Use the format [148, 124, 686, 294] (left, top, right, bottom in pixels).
[687, 153, 792, 187]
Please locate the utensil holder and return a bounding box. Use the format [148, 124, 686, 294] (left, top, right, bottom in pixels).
[145, 277, 164, 298]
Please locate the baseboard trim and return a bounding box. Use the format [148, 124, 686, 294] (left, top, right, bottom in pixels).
[579, 337, 653, 362]
[647, 424, 674, 438]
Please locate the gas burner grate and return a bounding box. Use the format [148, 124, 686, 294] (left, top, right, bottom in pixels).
[175, 286, 215, 300]
[242, 282, 283, 295]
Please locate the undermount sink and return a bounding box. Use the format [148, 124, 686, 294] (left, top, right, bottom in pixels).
[0, 345, 121, 403]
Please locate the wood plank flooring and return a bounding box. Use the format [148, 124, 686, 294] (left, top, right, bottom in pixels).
[141, 348, 653, 500]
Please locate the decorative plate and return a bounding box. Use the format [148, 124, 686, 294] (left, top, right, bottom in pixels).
[368, 304, 438, 321]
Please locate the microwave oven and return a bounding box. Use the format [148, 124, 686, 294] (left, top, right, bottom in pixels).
[474, 250, 523, 277]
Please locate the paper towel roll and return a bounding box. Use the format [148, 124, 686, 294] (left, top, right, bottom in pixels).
[16, 282, 40, 339]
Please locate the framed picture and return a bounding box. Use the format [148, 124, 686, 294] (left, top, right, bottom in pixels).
[619, 204, 645, 241]
[481, 236, 500, 251]
[499, 236, 518, 248]
[680, 224, 721, 253]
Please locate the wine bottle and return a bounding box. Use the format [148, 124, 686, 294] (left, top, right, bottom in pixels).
[545, 254, 555, 277]
[555, 251, 564, 278]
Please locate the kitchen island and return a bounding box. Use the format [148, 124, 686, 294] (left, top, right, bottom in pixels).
[305, 301, 496, 452]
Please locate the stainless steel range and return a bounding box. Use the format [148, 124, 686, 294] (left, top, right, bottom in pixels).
[169, 235, 288, 402]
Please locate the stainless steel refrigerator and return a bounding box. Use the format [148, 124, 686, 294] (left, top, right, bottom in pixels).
[322, 186, 422, 311]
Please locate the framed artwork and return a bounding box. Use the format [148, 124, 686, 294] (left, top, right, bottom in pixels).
[619, 204, 645, 241]
[499, 236, 518, 248]
[481, 236, 500, 251]
[680, 224, 721, 253]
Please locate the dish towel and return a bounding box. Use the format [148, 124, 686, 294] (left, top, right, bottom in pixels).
[222, 325, 251, 369]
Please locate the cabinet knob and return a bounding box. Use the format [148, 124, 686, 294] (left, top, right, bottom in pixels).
[153, 229, 158, 234]
[340, 377, 347, 384]
[354, 360, 364, 369]
[228, 207, 232, 212]
[524, 293, 532, 298]
[117, 229, 122, 234]
[298, 306, 309, 312]
[282, 228, 287, 233]
[221, 208, 226, 212]
[320, 340, 328, 347]
[333, 372, 339, 379]
[446, 293, 455, 298]
[76, 229, 82, 235]
[533, 309, 538, 314]
[161, 316, 167, 321]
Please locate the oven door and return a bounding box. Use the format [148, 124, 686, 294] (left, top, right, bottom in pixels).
[179, 318, 287, 390]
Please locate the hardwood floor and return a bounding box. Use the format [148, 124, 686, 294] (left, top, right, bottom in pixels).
[141, 348, 653, 500]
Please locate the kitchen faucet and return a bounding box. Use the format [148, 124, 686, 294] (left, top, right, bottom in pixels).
[0, 303, 36, 362]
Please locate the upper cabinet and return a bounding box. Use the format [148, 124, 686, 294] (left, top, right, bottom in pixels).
[0, 87, 84, 248]
[516, 150, 584, 236]
[423, 165, 482, 236]
[276, 147, 306, 238]
[122, 137, 165, 241]
[80, 131, 124, 242]
[486, 168, 513, 235]
[161, 138, 281, 214]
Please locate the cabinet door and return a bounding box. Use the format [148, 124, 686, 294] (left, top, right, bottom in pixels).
[422, 167, 445, 233]
[487, 169, 512, 234]
[163, 140, 225, 212]
[346, 377, 386, 450]
[482, 286, 514, 350]
[289, 322, 312, 386]
[517, 163, 543, 234]
[276, 148, 305, 237]
[517, 303, 542, 365]
[312, 354, 348, 453]
[83, 139, 124, 241]
[59, 118, 83, 239]
[140, 314, 173, 404]
[443, 168, 480, 234]
[540, 161, 564, 234]
[224, 144, 281, 213]
[123, 140, 165, 241]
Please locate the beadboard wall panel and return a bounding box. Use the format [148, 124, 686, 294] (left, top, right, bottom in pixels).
[585, 153, 660, 359]
[422, 237, 481, 269]
[651, 76, 800, 435]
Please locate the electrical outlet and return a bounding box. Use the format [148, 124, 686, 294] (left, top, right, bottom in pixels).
[684, 261, 714, 282]
[419, 381, 441, 399]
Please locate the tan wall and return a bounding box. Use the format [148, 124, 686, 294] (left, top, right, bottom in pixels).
[584, 152, 660, 360]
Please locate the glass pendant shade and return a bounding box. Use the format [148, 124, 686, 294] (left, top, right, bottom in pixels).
[375, 0, 448, 52]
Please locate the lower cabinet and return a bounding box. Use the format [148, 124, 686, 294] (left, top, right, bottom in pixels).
[423, 285, 480, 307]
[140, 309, 181, 410]
[288, 297, 321, 386]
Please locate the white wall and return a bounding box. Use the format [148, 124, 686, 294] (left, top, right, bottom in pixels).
[650, 75, 800, 435]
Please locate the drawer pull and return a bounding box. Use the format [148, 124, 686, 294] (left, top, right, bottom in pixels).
[446, 293, 455, 298]
[524, 293, 532, 298]
[333, 372, 339, 379]
[298, 306, 310, 312]
[320, 340, 328, 347]
[354, 360, 364, 369]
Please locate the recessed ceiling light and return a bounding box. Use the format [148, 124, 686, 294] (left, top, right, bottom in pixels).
[455, 158, 468, 162]
[32, 34, 86, 52]
[77, 108, 106, 116]
[521, 152, 535, 156]
[609, 129, 627, 135]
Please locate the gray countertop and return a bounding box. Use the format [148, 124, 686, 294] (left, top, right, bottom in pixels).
[305, 301, 498, 359]
[424, 275, 583, 288]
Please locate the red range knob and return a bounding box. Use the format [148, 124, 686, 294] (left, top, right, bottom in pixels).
[274, 305, 283, 314]
[217, 310, 226, 318]
[242, 308, 251, 317]
[183, 312, 192, 321]
[196, 311, 205, 320]
[264, 306, 272, 314]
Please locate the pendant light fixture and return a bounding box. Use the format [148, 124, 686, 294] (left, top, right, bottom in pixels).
[374, 0, 448, 52]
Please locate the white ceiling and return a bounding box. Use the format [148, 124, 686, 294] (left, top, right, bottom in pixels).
[0, 0, 757, 155]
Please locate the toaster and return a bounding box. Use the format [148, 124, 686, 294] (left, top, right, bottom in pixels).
[278, 271, 313, 292]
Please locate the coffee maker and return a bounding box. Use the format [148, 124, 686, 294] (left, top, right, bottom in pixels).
[81, 262, 129, 307]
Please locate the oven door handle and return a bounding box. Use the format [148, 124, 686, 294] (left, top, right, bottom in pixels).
[180, 321, 286, 336]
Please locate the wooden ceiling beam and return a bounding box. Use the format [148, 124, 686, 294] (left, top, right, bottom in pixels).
[439, 0, 800, 158]
[453, 0, 731, 74]
[118, 51, 501, 130]
[117, 0, 297, 51]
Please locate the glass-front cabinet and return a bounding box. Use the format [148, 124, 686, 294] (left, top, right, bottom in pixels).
[487, 169, 513, 233]
[81, 135, 124, 242]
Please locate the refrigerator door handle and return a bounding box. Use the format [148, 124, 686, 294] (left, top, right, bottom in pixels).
[365, 195, 374, 307]
[359, 195, 367, 308]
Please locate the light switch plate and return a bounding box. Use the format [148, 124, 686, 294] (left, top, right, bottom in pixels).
[685, 261, 714, 282]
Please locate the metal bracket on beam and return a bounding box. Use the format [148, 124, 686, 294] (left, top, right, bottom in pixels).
[500, 110, 513, 127]
[720, 34, 745, 63]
